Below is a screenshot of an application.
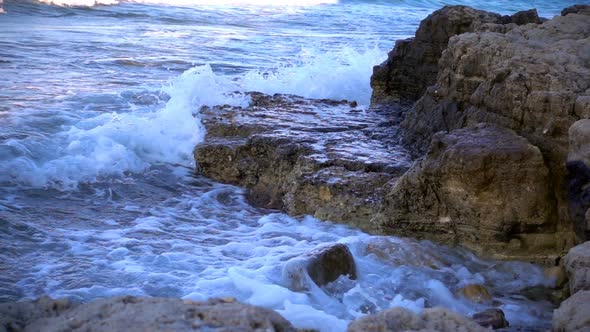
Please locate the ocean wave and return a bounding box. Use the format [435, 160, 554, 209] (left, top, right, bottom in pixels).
[0, 66, 246, 190]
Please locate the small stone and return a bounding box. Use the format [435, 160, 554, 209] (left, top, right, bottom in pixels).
[458, 284, 492, 303]
[472, 308, 509, 329]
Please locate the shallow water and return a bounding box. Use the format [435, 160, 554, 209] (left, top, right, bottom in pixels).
[0, 0, 581, 330]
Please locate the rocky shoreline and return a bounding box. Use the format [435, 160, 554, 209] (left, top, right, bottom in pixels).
[2, 4, 589, 332]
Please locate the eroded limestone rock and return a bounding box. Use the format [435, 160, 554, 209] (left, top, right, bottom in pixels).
[396, 10, 589, 247]
[195, 92, 412, 232]
[370, 5, 542, 104]
[374, 124, 556, 260]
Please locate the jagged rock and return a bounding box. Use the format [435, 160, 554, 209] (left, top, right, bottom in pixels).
[282, 243, 357, 291]
[568, 120, 590, 240]
[472, 308, 509, 330]
[374, 124, 556, 260]
[562, 4, 590, 16]
[552, 290, 590, 332]
[195, 92, 412, 232]
[347, 307, 487, 332]
[564, 241, 590, 294]
[0, 296, 296, 332]
[397, 9, 589, 247]
[457, 284, 492, 303]
[370, 5, 541, 104]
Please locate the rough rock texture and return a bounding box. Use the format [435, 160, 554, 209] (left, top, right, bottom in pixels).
[374, 124, 557, 261]
[552, 290, 590, 332]
[370, 5, 542, 104]
[472, 309, 509, 330]
[368, 7, 590, 261]
[347, 307, 487, 332]
[195, 92, 412, 232]
[0, 296, 295, 332]
[568, 119, 590, 240]
[282, 243, 357, 291]
[564, 241, 590, 294]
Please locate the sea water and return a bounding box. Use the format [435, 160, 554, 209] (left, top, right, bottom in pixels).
[0, 0, 582, 330]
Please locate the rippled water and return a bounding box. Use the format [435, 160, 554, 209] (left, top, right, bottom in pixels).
[0, 0, 582, 330]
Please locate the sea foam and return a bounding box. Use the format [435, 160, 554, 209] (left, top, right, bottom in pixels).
[0, 66, 240, 190]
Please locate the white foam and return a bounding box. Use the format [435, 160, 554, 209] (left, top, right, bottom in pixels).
[238, 47, 385, 105]
[1, 65, 248, 190]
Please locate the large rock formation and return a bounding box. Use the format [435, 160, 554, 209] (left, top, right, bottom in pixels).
[374, 124, 557, 261]
[195, 92, 412, 233]
[369, 5, 590, 258]
[0, 296, 296, 332]
[370, 6, 542, 104]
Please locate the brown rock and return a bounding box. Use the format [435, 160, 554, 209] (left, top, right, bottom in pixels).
[457, 284, 492, 303]
[562, 4, 590, 16]
[374, 124, 556, 260]
[552, 290, 590, 332]
[370, 5, 541, 104]
[395, 9, 589, 252]
[564, 241, 590, 294]
[347, 307, 487, 332]
[282, 243, 357, 291]
[195, 92, 411, 233]
[472, 308, 509, 329]
[0, 296, 296, 332]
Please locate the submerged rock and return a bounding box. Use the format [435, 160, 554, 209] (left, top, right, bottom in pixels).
[472, 308, 509, 330]
[564, 241, 590, 294]
[374, 124, 556, 261]
[552, 290, 590, 332]
[347, 307, 487, 332]
[0, 296, 296, 332]
[282, 243, 357, 291]
[457, 284, 492, 304]
[370, 5, 541, 104]
[195, 92, 412, 233]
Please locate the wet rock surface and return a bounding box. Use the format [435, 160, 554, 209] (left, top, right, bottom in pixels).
[472, 308, 509, 330]
[347, 307, 487, 332]
[374, 124, 557, 261]
[195, 92, 412, 232]
[395, 8, 590, 250]
[282, 243, 357, 291]
[0, 296, 296, 332]
[370, 5, 542, 104]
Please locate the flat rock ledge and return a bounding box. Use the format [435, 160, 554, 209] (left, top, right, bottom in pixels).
[195, 92, 412, 233]
[0, 296, 296, 332]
